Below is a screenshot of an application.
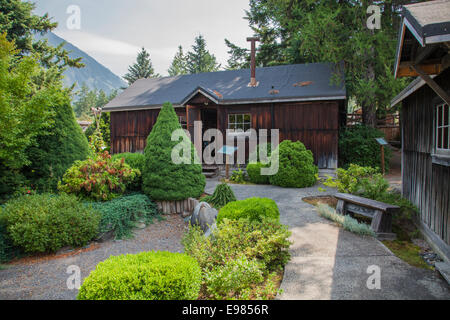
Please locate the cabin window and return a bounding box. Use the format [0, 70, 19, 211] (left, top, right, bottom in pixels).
[436, 103, 450, 155]
[228, 113, 251, 132]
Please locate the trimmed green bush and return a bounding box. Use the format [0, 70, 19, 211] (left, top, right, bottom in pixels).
[0, 194, 100, 253]
[111, 153, 145, 191]
[0, 222, 17, 263]
[204, 257, 264, 300]
[217, 197, 279, 224]
[142, 102, 205, 201]
[203, 183, 236, 208]
[246, 162, 270, 184]
[183, 218, 291, 299]
[339, 124, 392, 170]
[269, 140, 318, 188]
[77, 251, 202, 300]
[89, 193, 158, 239]
[249, 143, 272, 163]
[23, 98, 90, 192]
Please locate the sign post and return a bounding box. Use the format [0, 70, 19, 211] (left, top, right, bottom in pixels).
[217, 146, 238, 180]
[375, 138, 389, 175]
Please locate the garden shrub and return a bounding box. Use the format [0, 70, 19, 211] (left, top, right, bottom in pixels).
[23, 98, 90, 192]
[77, 251, 202, 300]
[217, 197, 279, 224]
[0, 222, 17, 263]
[0, 194, 100, 253]
[246, 162, 269, 184]
[111, 152, 145, 191]
[89, 193, 158, 239]
[183, 218, 291, 299]
[229, 168, 247, 183]
[339, 124, 392, 170]
[202, 183, 236, 209]
[142, 102, 205, 201]
[316, 204, 375, 237]
[249, 142, 272, 163]
[204, 257, 264, 300]
[269, 140, 318, 188]
[85, 112, 111, 152]
[58, 150, 139, 201]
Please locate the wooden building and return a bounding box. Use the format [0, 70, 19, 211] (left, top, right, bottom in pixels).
[104, 60, 347, 170]
[391, 0, 450, 261]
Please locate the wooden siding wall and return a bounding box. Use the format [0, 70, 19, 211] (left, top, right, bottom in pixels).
[110, 108, 186, 154]
[110, 100, 341, 169]
[402, 68, 450, 246]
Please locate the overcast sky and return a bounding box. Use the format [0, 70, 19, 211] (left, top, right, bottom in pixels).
[33, 0, 253, 78]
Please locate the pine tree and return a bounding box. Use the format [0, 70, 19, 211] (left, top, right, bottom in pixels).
[168, 45, 188, 76]
[124, 47, 159, 85]
[142, 102, 205, 201]
[224, 39, 250, 70]
[186, 35, 220, 74]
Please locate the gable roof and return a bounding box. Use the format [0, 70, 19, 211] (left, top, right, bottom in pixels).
[103, 63, 346, 112]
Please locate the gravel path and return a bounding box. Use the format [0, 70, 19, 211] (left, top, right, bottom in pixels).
[0, 215, 187, 300]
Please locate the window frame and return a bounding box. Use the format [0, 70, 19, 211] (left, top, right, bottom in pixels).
[227, 113, 252, 135]
[434, 102, 450, 157]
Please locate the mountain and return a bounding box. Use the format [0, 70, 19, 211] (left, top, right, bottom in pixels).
[37, 32, 127, 94]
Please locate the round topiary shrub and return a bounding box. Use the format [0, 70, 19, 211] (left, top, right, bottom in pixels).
[339, 124, 392, 170]
[246, 162, 270, 184]
[142, 102, 205, 201]
[217, 197, 279, 224]
[268, 140, 318, 188]
[77, 251, 202, 300]
[0, 193, 100, 253]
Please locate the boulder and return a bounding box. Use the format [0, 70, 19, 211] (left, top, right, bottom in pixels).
[190, 202, 218, 232]
[191, 202, 210, 226]
[204, 223, 217, 238]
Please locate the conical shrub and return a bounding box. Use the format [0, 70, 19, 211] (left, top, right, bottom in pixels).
[142, 102, 205, 200]
[203, 183, 236, 208]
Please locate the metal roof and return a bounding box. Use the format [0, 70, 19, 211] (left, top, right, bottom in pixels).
[103, 63, 346, 112]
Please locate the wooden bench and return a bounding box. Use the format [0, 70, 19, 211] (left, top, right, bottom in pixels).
[334, 193, 399, 240]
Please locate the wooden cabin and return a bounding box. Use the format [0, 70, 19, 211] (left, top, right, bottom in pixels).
[104, 62, 347, 170]
[391, 0, 450, 261]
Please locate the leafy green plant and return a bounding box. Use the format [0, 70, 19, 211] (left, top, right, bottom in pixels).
[202, 183, 236, 209]
[269, 140, 318, 188]
[89, 193, 158, 239]
[339, 125, 392, 170]
[58, 151, 139, 201]
[77, 251, 202, 300]
[111, 152, 145, 191]
[316, 204, 375, 237]
[246, 162, 270, 184]
[0, 194, 100, 253]
[249, 143, 272, 163]
[229, 168, 246, 183]
[184, 218, 291, 273]
[0, 222, 18, 263]
[204, 257, 264, 300]
[217, 197, 279, 224]
[142, 102, 205, 201]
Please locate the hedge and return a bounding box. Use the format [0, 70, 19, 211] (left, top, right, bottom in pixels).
[217, 197, 279, 224]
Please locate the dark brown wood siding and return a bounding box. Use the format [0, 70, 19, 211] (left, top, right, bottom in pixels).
[110, 108, 186, 154]
[110, 100, 341, 169]
[402, 68, 450, 246]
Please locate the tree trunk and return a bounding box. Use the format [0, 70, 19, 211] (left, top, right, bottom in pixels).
[362, 103, 377, 128]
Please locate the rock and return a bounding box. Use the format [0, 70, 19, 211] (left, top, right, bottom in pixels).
[182, 211, 191, 218]
[204, 223, 217, 238]
[96, 229, 115, 243]
[191, 202, 211, 226]
[198, 207, 218, 233]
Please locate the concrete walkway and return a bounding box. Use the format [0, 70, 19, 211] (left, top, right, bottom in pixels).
[205, 180, 450, 300]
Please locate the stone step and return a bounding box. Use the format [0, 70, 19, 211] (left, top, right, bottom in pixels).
[202, 165, 219, 172]
[203, 172, 216, 178]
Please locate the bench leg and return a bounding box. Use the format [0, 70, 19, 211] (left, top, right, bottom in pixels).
[371, 210, 395, 240]
[336, 200, 346, 215]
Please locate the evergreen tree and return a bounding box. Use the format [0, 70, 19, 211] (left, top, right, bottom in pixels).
[186, 35, 220, 74]
[224, 39, 250, 70]
[124, 47, 159, 85]
[24, 94, 91, 191]
[230, 0, 413, 127]
[0, 0, 83, 72]
[142, 102, 205, 201]
[168, 45, 188, 76]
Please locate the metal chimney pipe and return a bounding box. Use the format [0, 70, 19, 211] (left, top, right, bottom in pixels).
[246, 37, 259, 87]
